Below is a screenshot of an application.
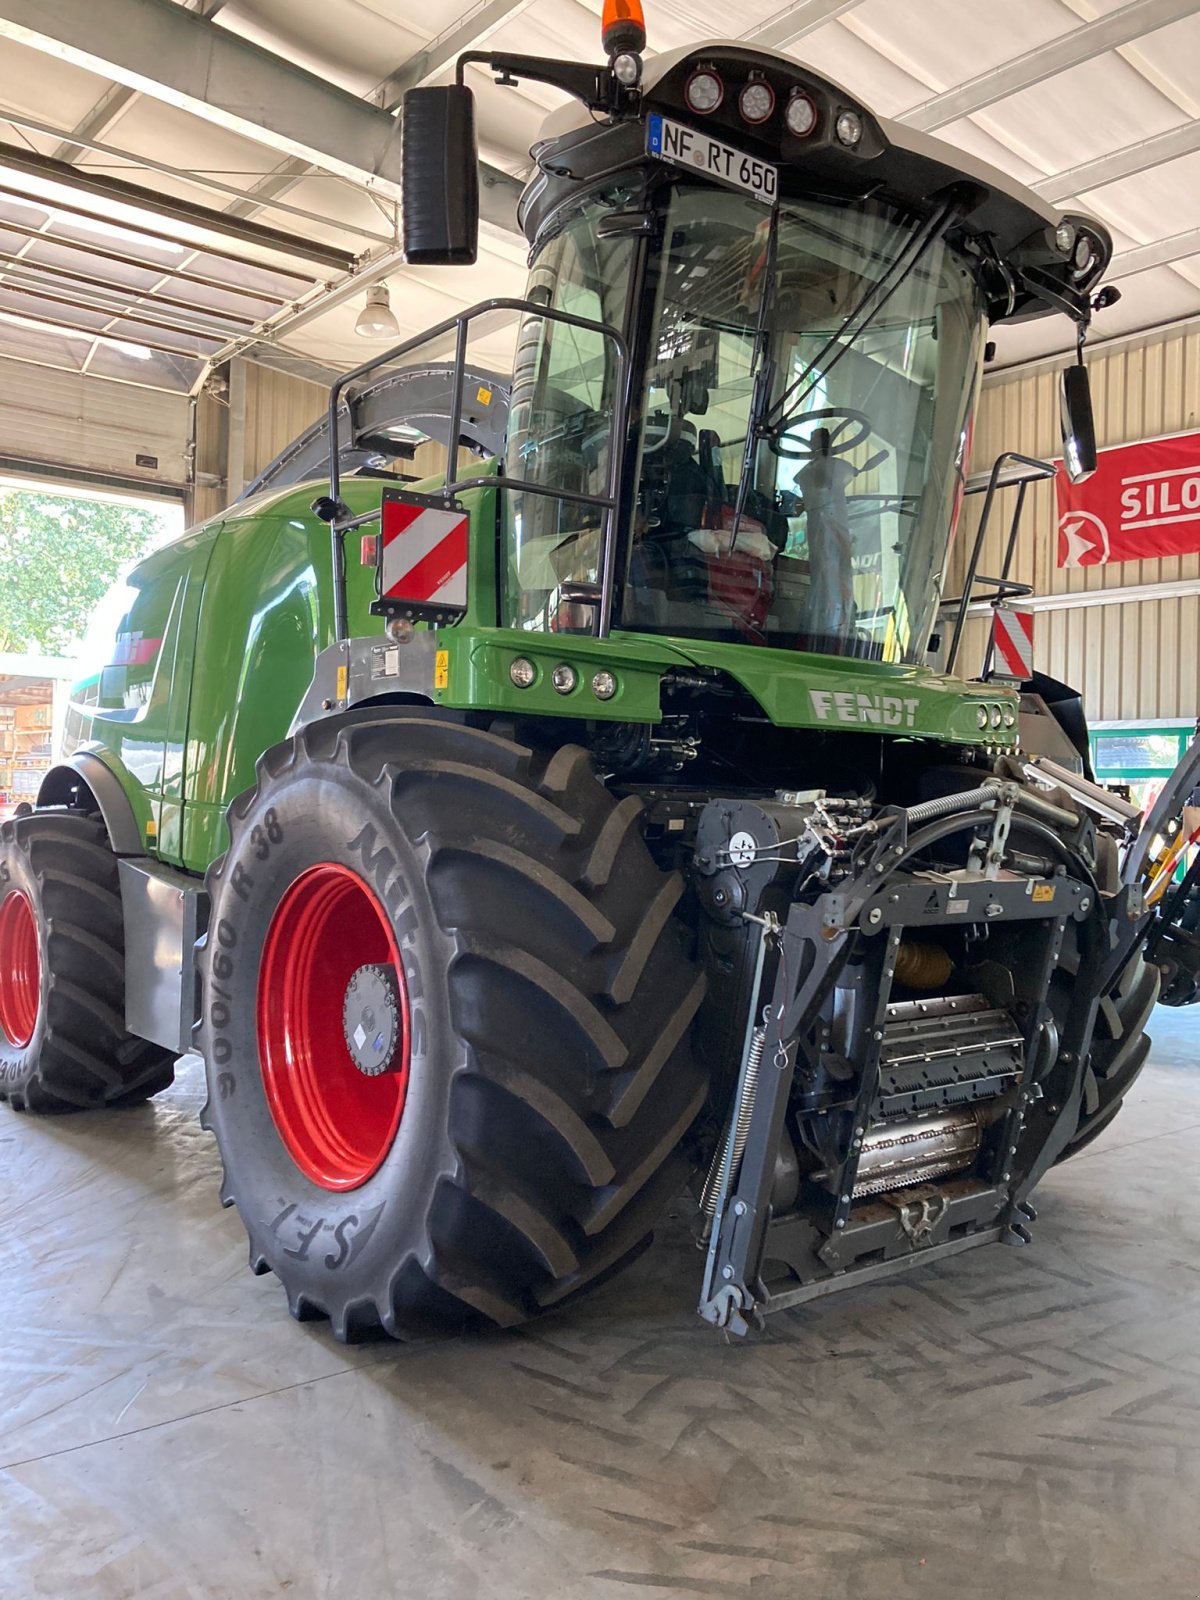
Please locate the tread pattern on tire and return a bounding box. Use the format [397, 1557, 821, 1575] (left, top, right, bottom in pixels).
[204, 715, 708, 1340]
[0, 811, 175, 1113]
[1059, 947, 1158, 1158]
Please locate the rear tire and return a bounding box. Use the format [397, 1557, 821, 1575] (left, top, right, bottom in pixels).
[199, 713, 707, 1341]
[0, 811, 176, 1113]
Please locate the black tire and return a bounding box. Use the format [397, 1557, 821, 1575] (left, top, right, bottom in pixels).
[199, 713, 708, 1341]
[0, 811, 176, 1113]
[1058, 946, 1158, 1160]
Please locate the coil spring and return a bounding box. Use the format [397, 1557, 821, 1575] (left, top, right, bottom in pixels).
[700, 1023, 766, 1223]
[904, 785, 996, 827]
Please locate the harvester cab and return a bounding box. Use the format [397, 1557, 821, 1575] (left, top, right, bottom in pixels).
[324, 7, 1109, 674]
[11, 4, 1200, 1346]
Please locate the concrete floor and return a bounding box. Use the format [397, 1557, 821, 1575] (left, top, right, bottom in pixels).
[1, 1019, 1198, 1600]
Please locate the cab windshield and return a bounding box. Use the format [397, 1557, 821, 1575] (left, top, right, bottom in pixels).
[504, 182, 987, 664]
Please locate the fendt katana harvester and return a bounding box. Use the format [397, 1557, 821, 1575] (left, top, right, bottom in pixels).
[3, 9, 1199, 1342]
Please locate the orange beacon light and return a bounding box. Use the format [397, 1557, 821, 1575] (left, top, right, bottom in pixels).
[602, 0, 646, 58]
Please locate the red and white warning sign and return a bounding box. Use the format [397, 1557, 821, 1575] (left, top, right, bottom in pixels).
[990, 604, 1035, 682]
[380, 497, 468, 612]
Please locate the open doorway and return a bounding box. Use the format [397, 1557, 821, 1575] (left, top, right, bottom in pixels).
[0, 475, 184, 819]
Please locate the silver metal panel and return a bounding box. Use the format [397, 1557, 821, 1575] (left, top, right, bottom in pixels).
[289, 632, 439, 734]
[119, 857, 207, 1055]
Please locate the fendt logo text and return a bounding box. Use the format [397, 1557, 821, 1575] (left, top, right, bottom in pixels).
[809, 690, 920, 728]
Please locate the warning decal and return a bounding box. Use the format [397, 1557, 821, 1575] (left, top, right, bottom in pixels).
[380, 499, 468, 611]
[991, 605, 1034, 682]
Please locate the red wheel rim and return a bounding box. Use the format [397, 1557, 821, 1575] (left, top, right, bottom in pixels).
[256, 863, 410, 1191]
[0, 888, 40, 1050]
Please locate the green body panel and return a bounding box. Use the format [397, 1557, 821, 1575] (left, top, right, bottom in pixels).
[63, 522, 219, 858]
[63, 470, 1014, 878]
[439, 625, 1013, 748]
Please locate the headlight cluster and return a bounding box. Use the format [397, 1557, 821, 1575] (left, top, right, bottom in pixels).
[681, 65, 860, 144]
[509, 658, 619, 701]
[975, 702, 1017, 732]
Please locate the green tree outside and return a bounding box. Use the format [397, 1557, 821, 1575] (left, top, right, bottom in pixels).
[0, 490, 170, 656]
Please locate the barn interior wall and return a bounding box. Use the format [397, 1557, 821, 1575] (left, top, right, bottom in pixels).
[951, 324, 1200, 722]
[189, 360, 328, 527]
[187, 364, 474, 529]
[0, 359, 190, 494]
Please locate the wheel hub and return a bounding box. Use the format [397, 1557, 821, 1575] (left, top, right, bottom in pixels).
[256, 862, 411, 1191]
[343, 963, 403, 1076]
[0, 888, 40, 1050]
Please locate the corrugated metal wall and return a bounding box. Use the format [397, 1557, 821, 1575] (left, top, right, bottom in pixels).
[0, 359, 190, 490]
[190, 360, 327, 526]
[192, 386, 225, 528]
[188, 361, 457, 527]
[241, 363, 327, 489]
[952, 323, 1200, 720]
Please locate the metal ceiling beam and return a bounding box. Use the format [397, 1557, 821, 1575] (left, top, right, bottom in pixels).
[0, 0, 408, 199]
[0, 216, 293, 303]
[0, 0, 525, 235]
[741, 0, 868, 52]
[223, 160, 318, 224]
[0, 281, 226, 344]
[1107, 224, 1200, 280]
[48, 0, 229, 164]
[0, 108, 393, 243]
[0, 252, 257, 325]
[0, 142, 352, 272]
[900, 0, 1200, 131]
[215, 149, 518, 238]
[207, 247, 407, 368]
[376, 0, 534, 109]
[1033, 120, 1200, 203]
[51, 83, 138, 166]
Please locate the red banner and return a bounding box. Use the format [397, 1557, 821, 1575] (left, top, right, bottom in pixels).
[1056, 429, 1200, 567]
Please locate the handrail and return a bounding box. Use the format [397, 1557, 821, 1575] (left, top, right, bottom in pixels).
[322, 296, 630, 643]
[941, 576, 1035, 609]
[945, 451, 1057, 675]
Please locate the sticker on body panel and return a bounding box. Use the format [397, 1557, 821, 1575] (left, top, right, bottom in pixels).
[810, 689, 919, 728]
[647, 114, 778, 206]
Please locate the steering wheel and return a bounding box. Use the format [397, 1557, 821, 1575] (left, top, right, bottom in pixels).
[771, 407, 873, 461]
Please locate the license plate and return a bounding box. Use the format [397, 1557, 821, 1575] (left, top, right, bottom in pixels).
[647, 114, 778, 206]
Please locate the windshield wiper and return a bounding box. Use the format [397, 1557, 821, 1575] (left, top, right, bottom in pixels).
[762, 189, 972, 442]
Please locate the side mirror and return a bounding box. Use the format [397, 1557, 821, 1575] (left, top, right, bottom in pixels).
[402, 86, 479, 266]
[1059, 362, 1097, 484]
